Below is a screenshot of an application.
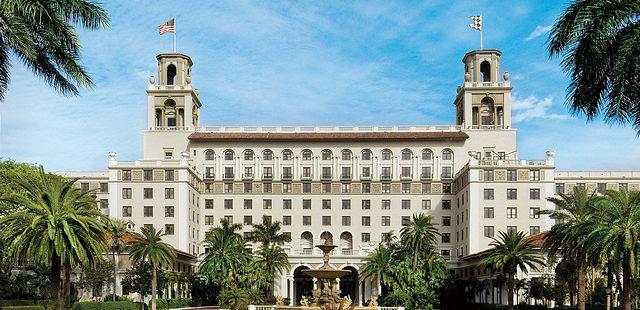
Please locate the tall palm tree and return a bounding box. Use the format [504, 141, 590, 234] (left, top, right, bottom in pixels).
[361, 243, 395, 296]
[548, 0, 640, 132]
[255, 244, 290, 295]
[106, 219, 129, 301]
[246, 215, 291, 246]
[481, 231, 545, 310]
[0, 0, 109, 100]
[541, 188, 601, 310]
[583, 189, 640, 310]
[128, 226, 176, 310]
[400, 213, 439, 271]
[200, 218, 251, 288]
[0, 167, 107, 310]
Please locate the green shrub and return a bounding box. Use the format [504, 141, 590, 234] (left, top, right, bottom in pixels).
[217, 288, 264, 310]
[70, 301, 138, 310]
[0, 301, 52, 309]
[155, 298, 192, 309]
[2, 307, 45, 310]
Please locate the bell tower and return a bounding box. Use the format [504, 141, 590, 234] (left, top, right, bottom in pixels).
[146, 53, 201, 130]
[454, 49, 512, 129]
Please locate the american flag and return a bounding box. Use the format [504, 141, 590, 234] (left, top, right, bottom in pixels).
[469, 15, 482, 31]
[158, 18, 175, 35]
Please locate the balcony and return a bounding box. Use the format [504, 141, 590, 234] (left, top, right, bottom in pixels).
[281, 174, 293, 180]
[262, 173, 273, 180]
[400, 174, 412, 180]
[340, 174, 352, 180]
[380, 174, 392, 181]
[301, 248, 313, 255]
[420, 173, 432, 180]
[341, 249, 356, 256]
[242, 173, 254, 180]
[321, 174, 332, 180]
[360, 173, 372, 180]
[223, 173, 234, 180]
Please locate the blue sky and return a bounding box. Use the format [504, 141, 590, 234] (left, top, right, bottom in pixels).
[1, 0, 639, 171]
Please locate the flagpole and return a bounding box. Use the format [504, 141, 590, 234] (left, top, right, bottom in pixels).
[173, 17, 177, 52]
[480, 14, 483, 49]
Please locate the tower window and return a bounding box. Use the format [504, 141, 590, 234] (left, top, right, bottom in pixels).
[480, 61, 491, 82]
[167, 64, 177, 85]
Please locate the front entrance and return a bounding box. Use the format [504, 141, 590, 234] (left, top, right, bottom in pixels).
[339, 266, 359, 305]
[293, 266, 313, 305]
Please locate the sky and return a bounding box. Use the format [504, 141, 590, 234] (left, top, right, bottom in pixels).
[1, 0, 639, 172]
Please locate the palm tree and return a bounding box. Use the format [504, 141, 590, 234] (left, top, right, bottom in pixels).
[548, 1, 640, 132]
[106, 219, 129, 301]
[246, 215, 291, 246]
[0, 0, 109, 100]
[255, 244, 290, 295]
[0, 167, 107, 310]
[481, 231, 545, 310]
[541, 188, 601, 310]
[400, 213, 439, 271]
[200, 218, 251, 287]
[361, 243, 394, 296]
[128, 226, 176, 310]
[583, 189, 640, 310]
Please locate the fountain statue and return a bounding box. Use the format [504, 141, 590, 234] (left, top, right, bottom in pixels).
[301, 240, 355, 310]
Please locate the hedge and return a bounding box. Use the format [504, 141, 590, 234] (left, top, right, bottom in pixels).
[0, 301, 52, 308]
[70, 301, 138, 310]
[156, 298, 192, 309]
[2, 307, 45, 310]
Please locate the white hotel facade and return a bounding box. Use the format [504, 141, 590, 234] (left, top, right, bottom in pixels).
[62, 48, 640, 305]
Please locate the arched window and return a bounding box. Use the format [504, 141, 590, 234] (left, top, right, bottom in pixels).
[442, 149, 453, 161]
[321, 149, 332, 161]
[300, 232, 314, 250]
[224, 149, 234, 161]
[381, 149, 392, 161]
[204, 149, 215, 161]
[302, 149, 313, 160]
[262, 149, 273, 160]
[282, 149, 293, 161]
[243, 150, 254, 160]
[421, 149, 433, 160]
[167, 64, 177, 85]
[480, 61, 491, 82]
[401, 149, 413, 160]
[361, 149, 372, 161]
[320, 231, 333, 245]
[341, 149, 352, 160]
[480, 97, 495, 125]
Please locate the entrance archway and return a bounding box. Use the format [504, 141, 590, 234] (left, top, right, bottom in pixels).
[339, 266, 359, 305]
[293, 266, 313, 305]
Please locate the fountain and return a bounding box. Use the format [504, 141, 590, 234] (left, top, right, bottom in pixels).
[301, 241, 355, 310]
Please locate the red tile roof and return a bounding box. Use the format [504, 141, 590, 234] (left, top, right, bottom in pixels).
[188, 131, 469, 142]
[459, 231, 549, 262]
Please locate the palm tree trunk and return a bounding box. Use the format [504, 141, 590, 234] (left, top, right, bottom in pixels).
[112, 249, 118, 301]
[51, 253, 62, 310]
[63, 261, 71, 310]
[507, 273, 514, 310]
[622, 254, 632, 310]
[577, 262, 586, 310]
[151, 261, 157, 310]
[412, 243, 419, 271]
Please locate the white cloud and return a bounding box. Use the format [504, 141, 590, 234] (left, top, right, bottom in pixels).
[525, 24, 552, 41]
[512, 95, 569, 123]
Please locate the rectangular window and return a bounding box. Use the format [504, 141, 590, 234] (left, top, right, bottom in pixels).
[441, 233, 451, 243]
[341, 167, 351, 179]
[122, 206, 132, 217]
[576, 183, 586, 190]
[144, 206, 153, 217]
[362, 183, 371, 193]
[164, 188, 174, 199]
[443, 183, 452, 194]
[122, 188, 132, 199]
[165, 170, 175, 181]
[402, 216, 411, 226]
[263, 167, 272, 178]
[302, 183, 311, 193]
[205, 199, 214, 209]
[401, 167, 412, 178]
[224, 199, 233, 209]
[422, 183, 432, 193]
[530, 226, 541, 235]
[402, 200, 411, 210]
[302, 167, 312, 178]
[421, 166, 432, 179]
[322, 199, 331, 210]
[620, 183, 628, 191]
[442, 200, 451, 210]
[100, 182, 108, 193]
[362, 200, 371, 210]
[244, 216, 252, 225]
[507, 207, 518, 219]
[382, 183, 391, 193]
[283, 183, 292, 193]
[342, 199, 351, 210]
[556, 183, 565, 194]
[224, 183, 233, 193]
[530, 207, 540, 219]
[530, 188, 541, 200]
[80, 182, 90, 191]
[225, 167, 235, 179]
[401, 183, 411, 193]
[122, 170, 132, 181]
[362, 167, 371, 178]
[342, 183, 351, 193]
[205, 215, 214, 225]
[322, 183, 331, 193]
[263, 183, 272, 193]
[441, 166, 452, 179]
[322, 216, 331, 226]
[597, 183, 606, 193]
[530, 169, 540, 181]
[381, 167, 391, 179]
[342, 216, 351, 226]
[165, 224, 175, 235]
[143, 170, 152, 181]
[362, 216, 371, 226]
[263, 199, 272, 209]
[507, 226, 518, 234]
[484, 226, 494, 238]
[165, 206, 174, 217]
[362, 233, 371, 242]
[484, 188, 494, 200]
[282, 216, 291, 226]
[507, 188, 517, 200]
[244, 183, 252, 193]
[282, 167, 293, 179]
[484, 207, 494, 219]
[303, 199, 311, 210]
[99, 199, 108, 209]
[283, 199, 292, 209]
[303, 216, 311, 226]
[381, 216, 391, 226]
[442, 216, 451, 226]
[484, 170, 494, 181]
[422, 199, 431, 210]
[322, 167, 332, 179]
[224, 215, 233, 223]
[381, 200, 391, 210]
